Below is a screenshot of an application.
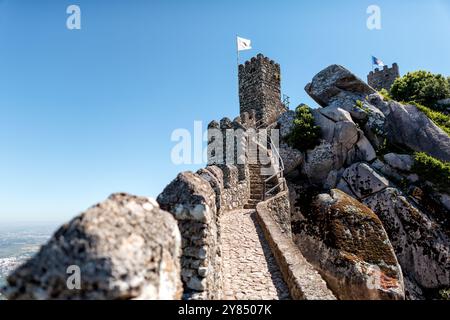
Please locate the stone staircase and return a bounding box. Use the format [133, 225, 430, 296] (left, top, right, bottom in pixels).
[244, 147, 281, 209]
[244, 164, 265, 209]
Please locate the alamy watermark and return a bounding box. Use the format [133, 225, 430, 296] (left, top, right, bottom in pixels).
[66, 265, 81, 290]
[170, 121, 280, 172]
[66, 5, 81, 30]
[367, 5, 382, 30]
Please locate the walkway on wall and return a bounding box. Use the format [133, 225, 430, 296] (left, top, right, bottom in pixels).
[220, 209, 290, 300]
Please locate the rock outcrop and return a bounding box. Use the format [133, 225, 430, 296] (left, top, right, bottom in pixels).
[363, 188, 450, 291]
[284, 63, 450, 300]
[2, 193, 182, 300]
[305, 64, 376, 112]
[292, 189, 404, 300]
[383, 101, 450, 162]
[337, 162, 390, 199]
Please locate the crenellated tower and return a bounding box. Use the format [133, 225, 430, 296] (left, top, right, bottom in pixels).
[367, 63, 400, 91]
[238, 54, 287, 127]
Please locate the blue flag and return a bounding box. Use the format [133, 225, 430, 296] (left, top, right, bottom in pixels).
[372, 56, 385, 67]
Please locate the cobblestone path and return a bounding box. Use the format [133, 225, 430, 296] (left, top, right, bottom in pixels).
[220, 209, 290, 300]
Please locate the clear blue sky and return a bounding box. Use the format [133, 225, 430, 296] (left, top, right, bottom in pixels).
[1, 0, 450, 224]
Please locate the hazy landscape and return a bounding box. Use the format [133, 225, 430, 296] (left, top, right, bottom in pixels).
[0, 223, 57, 299]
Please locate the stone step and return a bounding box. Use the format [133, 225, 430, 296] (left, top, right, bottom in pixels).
[248, 165, 271, 169]
[250, 180, 264, 184]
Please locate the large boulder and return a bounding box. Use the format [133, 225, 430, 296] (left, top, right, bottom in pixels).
[383, 101, 450, 162]
[278, 110, 296, 139]
[312, 109, 336, 142]
[363, 188, 450, 292]
[355, 135, 377, 162]
[319, 105, 353, 122]
[383, 153, 414, 172]
[305, 66, 390, 149]
[293, 189, 404, 300]
[1, 193, 182, 300]
[303, 141, 335, 185]
[305, 65, 376, 110]
[304, 111, 376, 187]
[279, 142, 304, 175]
[337, 163, 390, 200]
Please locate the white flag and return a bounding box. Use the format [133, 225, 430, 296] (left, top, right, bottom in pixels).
[237, 36, 252, 51]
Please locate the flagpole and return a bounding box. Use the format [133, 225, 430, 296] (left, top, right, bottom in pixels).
[237, 35, 240, 110]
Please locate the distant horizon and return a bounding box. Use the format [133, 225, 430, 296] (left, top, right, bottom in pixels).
[1, 0, 450, 224]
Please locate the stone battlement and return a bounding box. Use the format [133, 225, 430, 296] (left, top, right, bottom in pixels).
[367, 63, 400, 91]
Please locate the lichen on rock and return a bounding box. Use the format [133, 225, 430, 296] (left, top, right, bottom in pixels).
[2, 193, 182, 300]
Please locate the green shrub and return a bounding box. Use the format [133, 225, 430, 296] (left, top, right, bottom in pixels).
[391, 71, 450, 110]
[410, 102, 450, 136]
[378, 88, 392, 101]
[287, 104, 322, 151]
[354, 99, 371, 114]
[411, 152, 450, 191]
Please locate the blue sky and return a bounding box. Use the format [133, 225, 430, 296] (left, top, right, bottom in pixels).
[1, 0, 450, 223]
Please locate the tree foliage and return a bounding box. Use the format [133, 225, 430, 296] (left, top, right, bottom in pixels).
[287, 104, 322, 152]
[390, 71, 450, 109]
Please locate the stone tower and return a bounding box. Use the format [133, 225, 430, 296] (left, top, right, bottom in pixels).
[238, 54, 286, 127]
[367, 63, 400, 91]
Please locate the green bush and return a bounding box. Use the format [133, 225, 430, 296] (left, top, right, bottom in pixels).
[378, 88, 392, 101]
[287, 104, 322, 152]
[410, 102, 450, 136]
[391, 71, 450, 109]
[411, 152, 450, 191]
[354, 99, 371, 114]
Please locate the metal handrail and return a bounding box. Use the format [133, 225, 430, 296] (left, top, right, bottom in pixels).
[264, 138, 287, 199]
[252, 123, 286, 201]
[255, 118, 264, 129]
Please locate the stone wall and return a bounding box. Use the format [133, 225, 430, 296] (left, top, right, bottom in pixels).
[207, 114, 254, 168]
[239, 53, 287, 127]
[367, 63, 400, 91]
[259, 190, 291, 235]
[256, 196, 336, 300]
[157, 172, 222, 299]
[197, 165, 250, 214]
[157, 162, 252, 299]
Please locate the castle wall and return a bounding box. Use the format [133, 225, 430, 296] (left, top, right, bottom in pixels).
[157, 54, 293, 300]
[367, 63, 400, 91]
[157, 171, 223, 300]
